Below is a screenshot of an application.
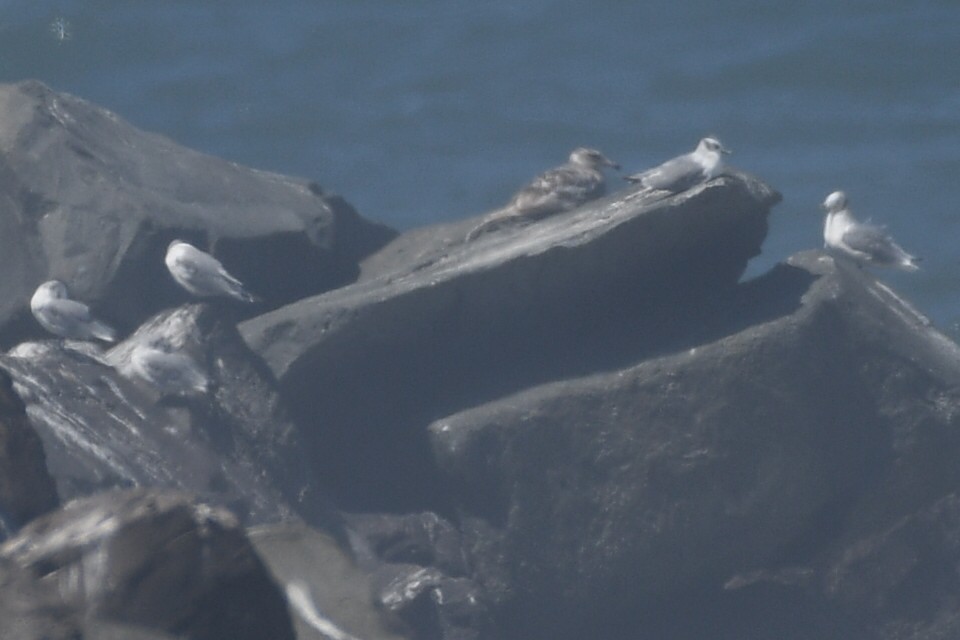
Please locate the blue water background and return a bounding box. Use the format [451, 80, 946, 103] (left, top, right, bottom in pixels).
[1, 1, 958, 332]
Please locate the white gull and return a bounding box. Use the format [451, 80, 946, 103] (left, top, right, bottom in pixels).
[165, 240, 257, 302]
[30, 280, 117, 342]
[624, 136, 730, 193]
[822, 190, 920, 271]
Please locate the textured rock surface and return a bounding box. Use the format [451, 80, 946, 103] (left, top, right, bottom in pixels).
[0, 304, 340, 529]
[249, 522, 410, 640]
[0, 490, 295, 640]
[348, 512, 494, 640]
[429, 251, 960, 639]
[0, 80, 395, 346]
[0, 369, 58, 536]
[241, 172, 780, 511]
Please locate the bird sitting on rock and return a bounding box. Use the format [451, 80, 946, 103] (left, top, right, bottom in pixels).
[128, 341, 209, 395]
[466, 147, 620, 241]
[624, 136, 730, 193]
[165, 240, 257, 303]
[821, 190, 920, 271]
[30, 280, 117, 342]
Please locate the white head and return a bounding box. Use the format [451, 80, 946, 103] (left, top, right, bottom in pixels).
[822, 191, 848, 213]
[167, 239, 190, 254]
[36, 280, 69, 300]
[695, 137, 731, 157]
[569, 148, 620, 171]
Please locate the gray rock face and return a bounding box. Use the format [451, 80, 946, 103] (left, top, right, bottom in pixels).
[0, 80, 395, 347]
[0, 370, 59, 535]
[249, 522, 411, 640]
[241, 172, 780, 511]
[428, 251, 960, 639]
[0, 304, 339, 530]
[0, 490, 295, 640]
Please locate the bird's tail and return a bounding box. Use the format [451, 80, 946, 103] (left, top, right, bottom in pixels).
[226, 278, 260, 304]
[90, 320, 117, 343]
[465, 206, 519, 242]
[235, 287, 260, 304]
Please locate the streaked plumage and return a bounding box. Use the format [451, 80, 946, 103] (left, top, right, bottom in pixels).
[30, 280, 116, 342]
[466, 148, 619, 240]
[822, 190, 920, 271]
[624, 137, 730, 193]
[129, 343, 208, 395]
[165, 240, 256, 302]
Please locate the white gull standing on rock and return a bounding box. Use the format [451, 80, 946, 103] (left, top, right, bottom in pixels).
[624, 136, 730, 193]
[165, 240, 257, 302]
[821, 190, 920, 271]
[30, 280, 117, 342]
[466, 147, 620, 241]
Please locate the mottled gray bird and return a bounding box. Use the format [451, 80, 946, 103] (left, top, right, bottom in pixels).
[466, 147, 620, 240]
[128, 342, 208, 395]
[165, 240, 257, 302]
[821, 190, 919, 271]
[30, 280, 117, 342]
[624, 136, 730, 193]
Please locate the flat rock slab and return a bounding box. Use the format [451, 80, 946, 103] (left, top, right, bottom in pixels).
[428, 250, 960, 637]
[0, 80, 395, 346]
[240, 172, 780, 510]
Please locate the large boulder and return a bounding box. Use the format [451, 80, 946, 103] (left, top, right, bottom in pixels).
[0, 303, 340, 529]
[240, 173, 780, 511]
[0, 80, 396, 346]
[0, 489, 295, 640]
[428, 251, 960, 639]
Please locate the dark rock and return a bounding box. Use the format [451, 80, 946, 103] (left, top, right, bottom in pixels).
[0, 369, 58, 536]
[0, 489, 295, 640]
[0, 555, 79, 639]
[428, 250, 960, 638]
[822, 492, 960, 639]
[0, 303, 341, 529]
[0, 80, 395, 347]
[248, 522, 411, 640]
[347, 511, 468, 577]
[240, 172, 780, 512]
[374, 564, 494, 640]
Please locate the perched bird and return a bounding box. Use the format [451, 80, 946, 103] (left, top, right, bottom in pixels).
[30, 280, 117, 342]
[624, 136, 730, 193]
[128, 342, 208, 395]
[466, 147, 620, 240]
[821, 190, 920, 271]
[165, 240, 257, 302]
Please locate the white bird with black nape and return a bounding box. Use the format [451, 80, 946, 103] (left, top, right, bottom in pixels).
[624, 136, 730, 193]
[30, 280, 117, 342]
[821, 190, 920, 271]
[164, 240, 257, 302]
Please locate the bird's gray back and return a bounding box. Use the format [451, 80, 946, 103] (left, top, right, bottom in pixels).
[841, 223, 903, 264]
[637, 155, 705, 192]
